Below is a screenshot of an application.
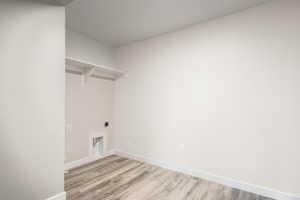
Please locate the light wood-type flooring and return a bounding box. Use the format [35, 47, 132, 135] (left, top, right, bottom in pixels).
[65, 155, 274, 200]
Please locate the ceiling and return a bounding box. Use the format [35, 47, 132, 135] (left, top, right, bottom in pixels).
[66, 0, 270, 47]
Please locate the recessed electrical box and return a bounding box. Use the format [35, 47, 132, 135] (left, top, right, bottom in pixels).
[91, 136, 104, 156]
[89, 133, 107, 157]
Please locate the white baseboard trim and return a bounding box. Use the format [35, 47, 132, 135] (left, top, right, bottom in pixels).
[45, 192, 66, 200]
[64, 150, 116, 170]
[115, 150, 300, 200]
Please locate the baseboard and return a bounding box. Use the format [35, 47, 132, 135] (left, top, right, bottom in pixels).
[64, 150, 116, 170]
[115, 149, 299, 200]
[45, 192, 66, 200]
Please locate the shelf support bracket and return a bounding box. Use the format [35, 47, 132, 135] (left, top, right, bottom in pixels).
[81, 66, 96, 85]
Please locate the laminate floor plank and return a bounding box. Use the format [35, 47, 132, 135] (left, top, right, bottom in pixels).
[66, 156, 128, 180]
[65, 155, 274, 200]
[66, 158, 133, 191]
[67, 160, 143, 200]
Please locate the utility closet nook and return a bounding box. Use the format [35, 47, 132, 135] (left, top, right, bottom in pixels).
[64, 30, 125, 167]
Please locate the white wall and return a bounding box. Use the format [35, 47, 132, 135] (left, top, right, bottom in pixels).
[65, 73, 114, 162]
[66, 30, 116, 162]
[115, 0, 300, 197]
[0, 1, 65, 199]
[66, 29, 115, 67]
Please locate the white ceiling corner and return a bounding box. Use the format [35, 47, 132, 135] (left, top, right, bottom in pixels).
[66, 0, 270, 47]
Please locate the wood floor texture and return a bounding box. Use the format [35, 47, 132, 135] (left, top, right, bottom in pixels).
[65, 155, 274, 200]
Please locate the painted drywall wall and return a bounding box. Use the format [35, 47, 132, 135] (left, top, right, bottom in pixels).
[66, 29, 115, 67]
[115, 0, 300, 197]
[65, 31, 116, 162]
[65, 73, 114, 162]
[0, 1, 65, 200]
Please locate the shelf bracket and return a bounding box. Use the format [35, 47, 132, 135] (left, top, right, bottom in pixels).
[82, 66, 96, 85]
